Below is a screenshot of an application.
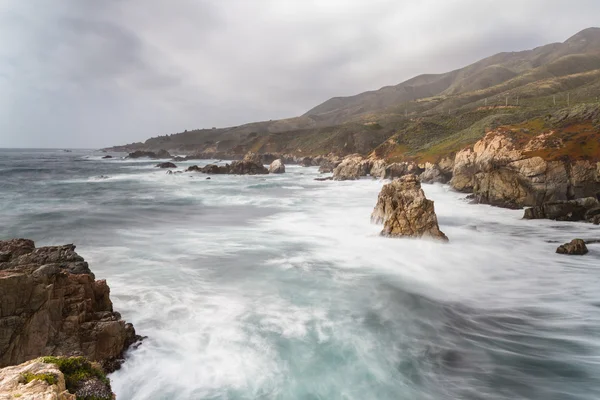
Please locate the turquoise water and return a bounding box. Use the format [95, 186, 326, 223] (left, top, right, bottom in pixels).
[1, 149, 600, 399]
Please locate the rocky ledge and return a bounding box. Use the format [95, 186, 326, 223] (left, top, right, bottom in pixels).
[0, 356, 115, 400]
[371, 175, 448, 241]
[0, 239, 141, 372]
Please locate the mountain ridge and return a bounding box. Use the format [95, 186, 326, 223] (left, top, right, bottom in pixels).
[107, 27, 600, 162]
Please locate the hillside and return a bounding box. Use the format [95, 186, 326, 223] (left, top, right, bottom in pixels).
[108, 28, 600, 161]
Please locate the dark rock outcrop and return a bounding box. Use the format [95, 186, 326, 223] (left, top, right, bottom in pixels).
[101, 155, 113, 159]
[556, 239, 588, 255]
[127, 149, 171, 159]
[0, 239, 140, 371]
[371, 175, 448, 241]
[155, 162, 177, 169]
[523, 197, 600, 222]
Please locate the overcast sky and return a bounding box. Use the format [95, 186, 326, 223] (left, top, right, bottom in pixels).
[0, 0, 598, 148]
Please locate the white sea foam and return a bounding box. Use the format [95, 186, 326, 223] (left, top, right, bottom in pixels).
[4, 152, 597, 399]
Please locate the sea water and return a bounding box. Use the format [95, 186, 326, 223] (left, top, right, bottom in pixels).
[1, 149, 599, 399]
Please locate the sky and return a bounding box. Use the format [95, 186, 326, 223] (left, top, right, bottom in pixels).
[1, 0, 599, 148]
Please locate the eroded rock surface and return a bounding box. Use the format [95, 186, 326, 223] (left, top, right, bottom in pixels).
[0, 239, 140, 371]
[268, 159, 286, 174]
[451, 129, 600, 208]
[371, 175, 448, 241]
[556, 239, 589, 255]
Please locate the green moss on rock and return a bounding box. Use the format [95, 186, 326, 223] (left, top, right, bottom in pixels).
[40, 356, 112, 400]
[21, 372, 57, 386]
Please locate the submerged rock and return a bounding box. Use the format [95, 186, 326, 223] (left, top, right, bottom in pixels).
[268, 159, 286, 174]
[556, 239, 588, 255]
[101, 155, 113, 159]
[156, 162, 177, 168]
[371, 175, 448, 241]
[0, 239, 141, 371]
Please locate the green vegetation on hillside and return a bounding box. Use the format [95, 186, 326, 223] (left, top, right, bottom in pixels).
[107, 28, 600, 162]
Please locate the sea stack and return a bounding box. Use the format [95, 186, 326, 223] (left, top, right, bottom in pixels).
[371, 175, 448, 241]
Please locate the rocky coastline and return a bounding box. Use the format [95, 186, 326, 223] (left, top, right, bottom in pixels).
[0, 239, 141, 399]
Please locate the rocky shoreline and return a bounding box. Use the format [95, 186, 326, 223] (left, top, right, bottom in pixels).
[0, 239, 141, 399]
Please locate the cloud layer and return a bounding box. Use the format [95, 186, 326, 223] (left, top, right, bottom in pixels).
[1, 0, 599, 148]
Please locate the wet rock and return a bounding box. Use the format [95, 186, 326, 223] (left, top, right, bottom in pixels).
[228, 160, 268, 175]
[171, 156, 186, 162]
[101, 155, 113, 159]
[155, 162, 177, 168]
[268, 159, 286, 174]
[0, 239, 141, 369]
[371, 175, 448, 241]
[523, 197, 599, 221]
[314, 177, 333, 181]
[556, 239, 588, 255]
[127, 149, 171, 159]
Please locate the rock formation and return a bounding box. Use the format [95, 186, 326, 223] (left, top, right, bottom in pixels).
[523, 197, 600, 222]
[371, 175, 448, 241]
[333, 155, 372, 181]
[101, 155, 112, 159]
[268, 159, 286, 174]
[127, 149, 171, 159]
[451, 129, 600, 208]
[419, 162, 450, 184]
[0, 239, 140, 371]
[155, 162, 177, 168]
[369, 159, 387, 179]
[0, 356, 115, 400]
[556, 239, 589, 255]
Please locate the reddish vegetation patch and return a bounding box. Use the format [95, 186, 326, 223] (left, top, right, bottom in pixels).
[523, 125, 600, 161]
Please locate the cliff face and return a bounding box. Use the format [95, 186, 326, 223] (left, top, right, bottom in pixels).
[450, 121, 600, 208]
[0, 239, 139, 371]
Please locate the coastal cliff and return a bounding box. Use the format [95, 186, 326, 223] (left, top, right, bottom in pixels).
[0, 239, 140, 372]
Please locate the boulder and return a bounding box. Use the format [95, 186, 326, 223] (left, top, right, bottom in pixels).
[229, 160, 268, 175]
[419, 162, 450, 184]
[155, 162, 177, 169]
[0, 239, 141, 371]
[556, 239, 588, 255]
[371, 175, 448, 241]
[369, 159, 387, 179]
[523, 197, 599, 221]
[268, 159, 286, 174]
[333, 155, 365, 181]
[101, 155, 113, 159]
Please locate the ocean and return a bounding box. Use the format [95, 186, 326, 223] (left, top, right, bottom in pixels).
[1, 148, 599, 399]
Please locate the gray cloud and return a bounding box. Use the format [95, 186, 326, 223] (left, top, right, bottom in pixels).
[1, 0, 599, 148]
